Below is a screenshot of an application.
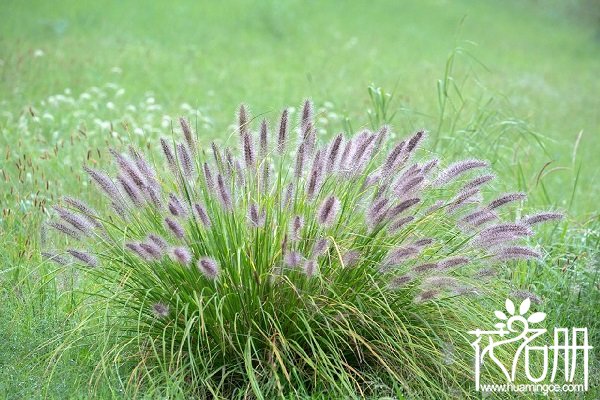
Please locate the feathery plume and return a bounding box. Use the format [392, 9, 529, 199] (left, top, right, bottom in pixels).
[140, 242, 163, 259]
[216, 174, 233, 211]
[49, 221, 81, 240]
[338, 139, 354, 173]
[412, 262, 438, 274]
[53, 206, 94, 236]
[41, 251, 69, 265]
[342, 250, 360, 267]
[294, 143, 306, 179]
[126, 242, 151, 260]
[510, 290, 542, 304]
[366, 197, 389, 228]
[67, 249, 98, 267]
[383, 246, 420, 268]
[423, 275, 458, 288]
[388, 274, 413, 289]
[317, 196, 340, 227]
[406, 130, 425, 153]
[282, 183, 295, 208]
[306, 150, 324, 200]
[289, 215, 304, 241]
[413, 238, 434, 247]
[234, 159, 245, 186]
[171, 246, 192, 265]
[259, 119, 268, 158]
[394, 175, 424, 196]
[284, 251, 302, 267]
[152, 302, 170, 319]
[300, 99, 313, 130]
[168, 193, 187, 217]
[313, 238, 329, 256]
[487, 192, 526, 210]
[202, 163, 215, 192]
[475, 224, 532, 247]
[277, 109, 289, 154]
[446, 188, 481, 213]
[109, 148, 145, 189]
[261, 162, 271, 194]
[463, 174, 495, 191]
[247, 203, 266, 227]
[193, 203, 211, 228]
[416, 289, 439, 302]
[388, 216, 414, 235]
[381, 141, 405, 178]
[117, 173, 143, 206]
[62, 197, 102, 228]
[84, 167, 121, 203]
[435, 159, 488, 186]
[473, 268, 497, 279]
[148, 234, 168, 249]
[438, 257, 469, 270]
[179, 117, 195, 154]
[373, 125, 389, 153]
[160, 138, 177, 171]
[422, 158, 439, 174]
[302, 259, 318, 277]
[165, 217, 185, 239]
[197, 257, 219, 279]
[494, 246, 541, 261]
[177, 143, 194, 177]
[238, 104, 249, 137]
[129, 146, 158, 185]
[387, 198, 420, 219]
[522, 212, 563, 226]
[326, 133, 343, 173]
[242, 132, 255, 168]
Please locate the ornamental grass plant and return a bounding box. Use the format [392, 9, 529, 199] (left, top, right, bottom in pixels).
[42, 100, 562, 398]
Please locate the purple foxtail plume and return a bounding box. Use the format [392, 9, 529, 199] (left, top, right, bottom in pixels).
[109, 148, 145, 189]
[338, 139, 354, 173]
[242, 132, 255, 168]
[49, 221, 81, 240]
[124, 243, 150, 261]
[342, 250, 360, 267]
[373, 125, 389, 153]
[259, 119, 268, 158]
[247, 203, 266, 227]
[412, 262, 438, 274]
[425, 200, 444, 214]
[234, 159, 245, 186]
[171, 246, 192, 265]
[282, 183, 295, 208]
[41, 251, 69, 266]
[388, 274, 413, 289]
[416, 289, 440, 302]
[197, 257, 219, 279]
[463, 174, 495, 191]
[422, 158, 439, 175]
[475, 223, 532, 247]
[302, 259, 318, 277]
[473, 268, 497, 279]
[362, 171, 381, 189]
[53, 206, 94, 236]
[381, 141, 405, 178]
[284, 251, 302, 267]
[179, 117, 195, 154]
[522, 212, 563, 226]
[317, 196, 340, 227]
[117, 173, 143, 206]
[306, 150, 325, 200]
[510, 290, 542, 304]
[289, 215, 304, 241]
[326, 133, 343, 173]
[312, 238, 329, 256]
[294, 143, 306, 179]
[152, 303, 169, 319]
[460, 208, 497, 226]
[160, 138, 177, 171]
[148, 234, 168, 249]
[494, 246, 541, 261]
[261, 163, 271, 194]
[140, 242, 163, 259]
[388, 216, 414, 234]
[423, 275, 458, 288]
[129, 146, 160, 193]
[277, 109, 289, 154]
[446, 188, 481, 213]
[202, 163, 215, 193]
[387, 198, 420, 219]
[176, 143, 194, 177]
[383, 246, 420, 268]
[193, 203, 211, 227]
[438, 257, 469, 270]
[406, 130, 425, 153]
[413, 238, 434, 247]
[67, 249, 98, 267]
[487, 192, 526, 210]
[216, 174, 233, 211]
[434, 159, 488, 186]
[302, 122, 316, 156]
[168, 193, 187, 217]
[394, 175, 424, 197]
[165, 217, 185, 239]
[142, 186, 163, 209]
[351, 133, 376, 174]
[84, 167, 121, 203]
[211, 142, 222, 169]
[300, 99, 313, 130]
[366, 197, 389, 228]
[224, 147, 234, 178]
[238, 104, 250, 138]
[62, 197, 102, 228]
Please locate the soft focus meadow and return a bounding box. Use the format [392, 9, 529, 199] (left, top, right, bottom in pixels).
[1, 0, 599, 399]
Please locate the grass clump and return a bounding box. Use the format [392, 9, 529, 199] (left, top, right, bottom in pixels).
[42, 100, 562, 398]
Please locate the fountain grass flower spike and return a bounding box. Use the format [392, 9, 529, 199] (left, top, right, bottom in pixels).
[42, 101, 562, 398]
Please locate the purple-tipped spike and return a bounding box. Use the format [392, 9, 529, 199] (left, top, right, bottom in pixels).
[171, 246, 192, 265]
[179, 117, 195, 154]
[416, 289, 440, 302]
[412, 262, 438, 274]
[487, 192, 526, 210]
[160, 138, 177, 172]
[67, 249, 98, 267]
[148, 234, 168, 249]
[117, 173, 143, 206]
[422, 158, 439, 175]
[383, 246, 420, 268]
[53, 206, 94, 236]
[521, 212, 563, 226]
[216, 174, 233, 211]
[317, 196, 340, 227]
[313, 238, 329, 256]
[373, 125, 389, 152]
[300, 99, 313, 130]
[387, 198, 420, 219]
[289, 216, 304, 241]
[277, 109, 289, 154]
[326, 133, 343, 173]
[338, 139, 354, 173]
[342, 250, 360, 267]
[152, 303, 169, 319]
[388, 274, 413, 289]
[282, 183, 295, 208]
[302, 259, 318, 277]
[62, 197, 102, 228]
[41, 251, 69, 266]
[494, 246, 541, 261]
[126, 242, 150, 260]
[242, 132, 255, 168]
[84, 167, 121, 204]
[165, 217, 185, 239]
[168, 193, 187, 217]
[510, 290, 542, 304]
[284, 251, 302, 267]
[406, 130, 425, 153]
[381, 141, 406, 178]
[193, 203, 211, 228]
[446, 188, 481, 213]
[247, 203, 266, 228]
[203, 163, 215, 193]
[306, 150, 324, 200]
[197, 257, 219, 279]
[140, 242, 163, 259]
[435, 159, 488, 186]
[109, 148, 145, 189]
[238, 104, 250, 138]
[294, 143, 306, 179]
[49, 221, 82, 240]
[437, 257, 469, 270]
[463, 174, 495, 191]
[388, 216, 414, 235]
[177, 143, 194, 177]
[259, 119, 268, 158]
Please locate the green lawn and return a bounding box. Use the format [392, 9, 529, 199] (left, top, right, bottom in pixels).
[1, 0, 599, 398]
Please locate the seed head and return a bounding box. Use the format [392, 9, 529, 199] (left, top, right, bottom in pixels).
[522, 212, 563, 226]
[53, 206, 94, 236]
[84, 167, 121, 204]
[294, 143, 306, 179]
[510, 290, 542, 304]
[168, 193, 187, 217]
[406, 130, 425, 153]
[387, 198, 420, 219]
[494, 246, 541, 261]
[338, 139, 354, 173]
[67, 249, 98, 267]
[49, 221, 81, 240]
[317, 195, 340, 227]
[41, 251, 69, 266]
[388, 216, 414, 235]
[416, 289, 439, 302]
[171, 246, 192, 265]
[117, 173, 143, 206]
[193, 203, 211, 228]
[412, 262, 438, 274]
[381, 141, 405, 178]
[62, 196, 102, 228]
[152, 303, 170, 319]
[284, 251, 302, 267]
[289, 215, 304, 241]
[177, 143, 194, 177]
[165, 217, 185, 239]
[342, 250, 360, 267]
[109, 148, 145, 189]
[259, 119, 269, 158]
[388, 274, 413, 289]
[202, 163, 215, 193]
[197, 257, 219, 279]
[435, 159, 488, 186]
[312, 238, 329, 256]
[179, 117, 195, 154]
[238, 104, 250, 138]
[487, 192, 526, 210]
[147, 234, 168, 249]
[216, 174, 233, 211]
[326, 133, 343, 173]
[277, 109, 289, 154]
[462, 174, 495, 191]
[300, 99, 313, 129]
[242, 132, 255, 168]
[438, 257, 469, 270]
[302, 259, 319, 277]
[160, 138, 177, 171]
[126, 242, 151, 260]
[140, 242, 163, 259]
[247, 203, 266, 228]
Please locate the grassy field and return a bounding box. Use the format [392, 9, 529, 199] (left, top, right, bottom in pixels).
[1, 0, 599, 398]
